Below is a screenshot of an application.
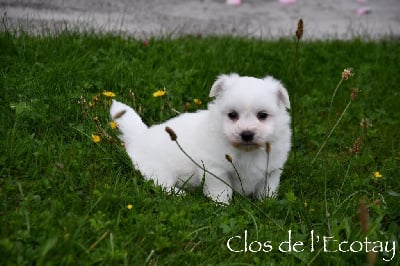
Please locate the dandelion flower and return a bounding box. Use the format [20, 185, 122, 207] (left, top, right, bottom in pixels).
[91, 134, 101, 143]
[127, 204, 133, 210]
[373, 172, 382, 179]
[193, 98, 202, 105]
[109, 121, 118, 129]
[153, 88, 167, 97]
[88, 101, 94, 108]
[103, 91, 116, 98]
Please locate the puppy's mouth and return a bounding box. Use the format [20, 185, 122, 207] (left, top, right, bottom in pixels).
[231, 130, 262, 151]
[231, 142, 262, 151]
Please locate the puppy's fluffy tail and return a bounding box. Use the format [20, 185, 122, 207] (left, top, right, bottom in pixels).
[110, 100, 148, 142]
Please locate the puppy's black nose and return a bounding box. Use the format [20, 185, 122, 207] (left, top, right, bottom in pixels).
[240, 130, 254, 142]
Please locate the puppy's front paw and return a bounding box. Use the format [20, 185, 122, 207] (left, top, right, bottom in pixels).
[256, 188, 278, 200]
[166, 186, 186, 197]
[256, 170, 281, 200]
[204, 186, 232, 205]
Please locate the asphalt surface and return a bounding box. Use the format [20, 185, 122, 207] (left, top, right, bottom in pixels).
[1, 0, 400, 39]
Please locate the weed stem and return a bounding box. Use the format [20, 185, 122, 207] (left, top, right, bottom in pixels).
[329, 77, 344, 117]
[226, 155, 245, 194]
[168, 129, 285, 231]
[311, 99, 352, 165]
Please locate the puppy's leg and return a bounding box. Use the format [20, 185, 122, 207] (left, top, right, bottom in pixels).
[256, 169, 281, 199]
[202, 173, 233, 204]
[149, 172, 186, 196]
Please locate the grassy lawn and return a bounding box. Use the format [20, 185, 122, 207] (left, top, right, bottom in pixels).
[1, 27, 399, 265]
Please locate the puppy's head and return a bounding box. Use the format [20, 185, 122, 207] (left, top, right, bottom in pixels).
[209, 73, 290, 151]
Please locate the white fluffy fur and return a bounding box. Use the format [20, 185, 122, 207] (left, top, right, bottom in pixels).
[110, 74, 291, 204]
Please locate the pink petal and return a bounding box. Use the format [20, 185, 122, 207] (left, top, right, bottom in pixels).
[356, 7, 371, 15]
[226, 0, 241, 5]
[278, 0, 296, 5]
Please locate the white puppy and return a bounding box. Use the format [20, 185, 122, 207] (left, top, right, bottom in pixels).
[110, 73, 291, 204]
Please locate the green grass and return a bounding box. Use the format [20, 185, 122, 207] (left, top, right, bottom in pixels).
[1, 27, 399, 265]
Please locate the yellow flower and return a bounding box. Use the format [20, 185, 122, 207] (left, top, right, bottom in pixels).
[91, 134, 101, 143]
[109, 121, 118, 129]
[88, 101, 94, 108]
[193, 98, 202, 105]
[127, 204, 133, 210]
[373, 172, 382, 179]
[103, 91, 116, 98]
[152, 88, 167, 97]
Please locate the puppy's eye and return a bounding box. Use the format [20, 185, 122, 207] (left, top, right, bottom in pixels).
[228, 111, 239, 120]
[257, 111, 268, 120]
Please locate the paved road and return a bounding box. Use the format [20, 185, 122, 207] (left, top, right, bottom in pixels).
[1, 0, 400, 39]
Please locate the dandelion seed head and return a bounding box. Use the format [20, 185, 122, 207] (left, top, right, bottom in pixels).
[165, 126, 177, 141]
[296, 19, 304, 40]
[342, 68, 354, 80]
[350, 87, 359, 101]
[360, 118, 372, 129]
[350, 137, 362, 155]
[265, 143, 271, 154]
[129, 89, 135, 101]
[113, 110, 126, 120]
[78, 96, 87, 106]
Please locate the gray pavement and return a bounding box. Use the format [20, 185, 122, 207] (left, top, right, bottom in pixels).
[1, 0, 400, 39]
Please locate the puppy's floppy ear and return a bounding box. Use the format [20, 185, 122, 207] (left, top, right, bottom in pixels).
[264, 76, 290, 109]
[277, 85, 290, 109]
[209, 73, 239, 98]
